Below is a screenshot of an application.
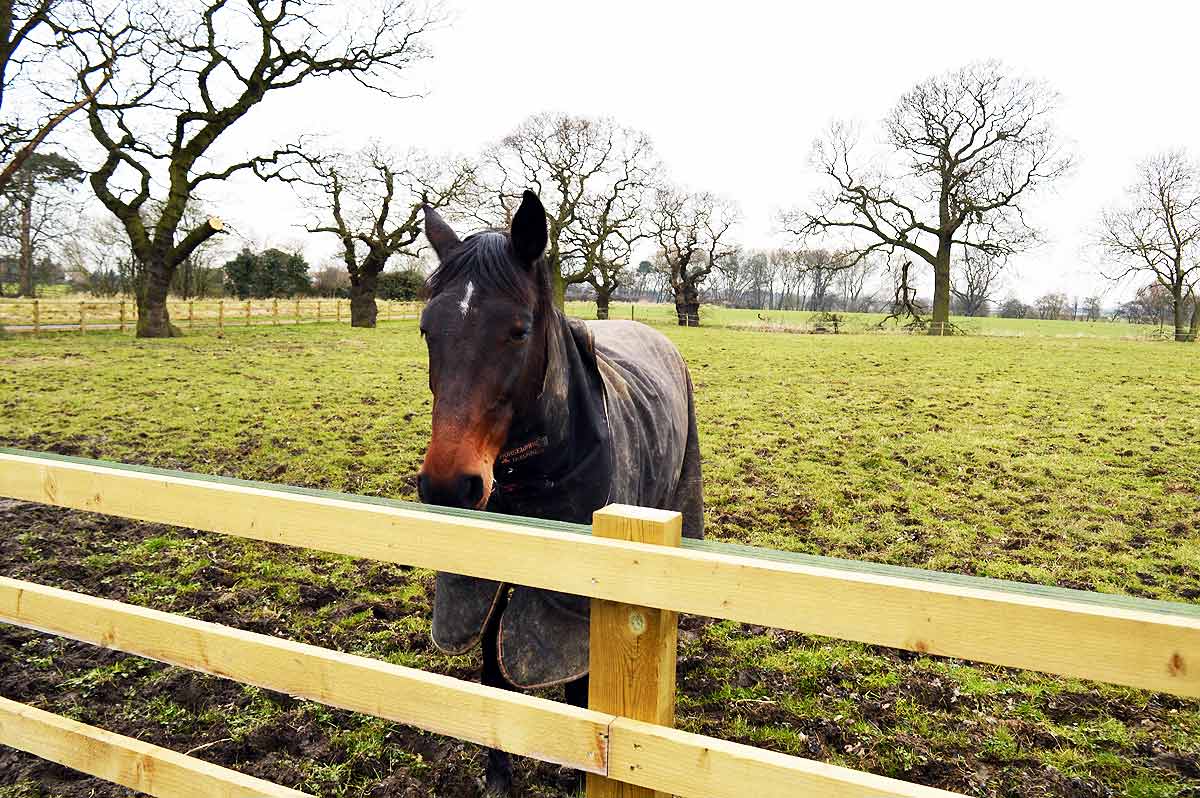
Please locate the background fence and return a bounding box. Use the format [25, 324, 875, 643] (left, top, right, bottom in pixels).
[1, 448, 1198, 797]
[0, 298, 423, 333]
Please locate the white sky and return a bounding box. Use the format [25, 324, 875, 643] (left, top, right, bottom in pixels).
[145, 1, 1200, 303]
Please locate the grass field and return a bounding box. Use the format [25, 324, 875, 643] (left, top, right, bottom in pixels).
[566, 301, 1168, 340]
[1, 319, 1199, 797]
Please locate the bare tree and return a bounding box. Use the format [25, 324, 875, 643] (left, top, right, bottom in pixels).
[1118, 283, 1175, 327]
[835, 254, 879, 312]
[79, 0, 434, 336]
[784, 61, 1071, 334]
[0, 1, 117, 193]
[799, 249, 842, 311]
[1083, 295, 1103, 322]
[997, 296, 1027, 319]
[1097, 150, 1200, 342]
[568, 132, 654, 319]
[1034, 291, 1068, 320]
[0, 150, 83, 296]
[60, 211, 134, 293]
[649, 187, 738, 326]
[713, 248, 744, 306]
[952, 247, 1006, 316]
[479, 114, 657, 309]
[739, 250, 774, 309]
[272, 145, 475, 327]
[770, 249, 803, 310]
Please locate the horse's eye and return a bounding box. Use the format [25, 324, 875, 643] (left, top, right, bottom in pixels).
[511, 327, 530, 342]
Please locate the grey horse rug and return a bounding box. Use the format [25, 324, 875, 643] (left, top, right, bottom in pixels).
[431, 315, 704, 688]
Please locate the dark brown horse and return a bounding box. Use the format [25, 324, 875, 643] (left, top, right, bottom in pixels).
[418, 190, 703, 796]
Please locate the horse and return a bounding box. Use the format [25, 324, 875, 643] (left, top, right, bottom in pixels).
[417, 190, 704, 796]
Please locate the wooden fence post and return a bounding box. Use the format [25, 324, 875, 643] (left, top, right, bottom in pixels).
[218, 300, 224, 331]
[118, 301, 125, 333]
[188, 301, 194, 330]
[336, 299, 341, 323]
[294, 299, 300, 325]
[587, 504, 682, 798]
[78, 302, 85, 334]
[317, 300, 322, 322]
[245, 300, 251, 326]
[273, 298, 279, 325]
[32, 299, 39, 335]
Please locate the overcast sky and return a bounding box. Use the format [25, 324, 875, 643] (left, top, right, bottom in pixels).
[197, 0, 1200, 303]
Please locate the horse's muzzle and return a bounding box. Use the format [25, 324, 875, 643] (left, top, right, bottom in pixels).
[418, 472, 487, 510]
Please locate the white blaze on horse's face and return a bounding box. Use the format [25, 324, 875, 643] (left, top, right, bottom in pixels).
[459, 281, 474, 317]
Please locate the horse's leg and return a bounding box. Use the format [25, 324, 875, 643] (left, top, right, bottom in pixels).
[563, 676, 590, 795]
[482, 591, 514, 796]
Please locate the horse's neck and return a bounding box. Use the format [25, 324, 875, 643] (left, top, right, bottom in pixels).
[493, 311, 610, 518]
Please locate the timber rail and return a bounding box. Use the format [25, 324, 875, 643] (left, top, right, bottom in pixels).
[1, 448, 1197, 797]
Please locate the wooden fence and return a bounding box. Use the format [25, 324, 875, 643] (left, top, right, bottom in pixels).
[0, 448, 1197, 797]
[0, 298, 422, 333]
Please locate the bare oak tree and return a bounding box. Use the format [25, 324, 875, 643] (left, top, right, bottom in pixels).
[273, 145, 475, 327]
[482, 113, 653, 309]
[79, 0, 434, 336]
[649, 187, 738, 326]
[568, 132, 654, 319]
[1097, 150, 1200, 342]
[783, 61, 1071, 334]
[0, 0, 116, 193]
[952, 247, 1006, 316]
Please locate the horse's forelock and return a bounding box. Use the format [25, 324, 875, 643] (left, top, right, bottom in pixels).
[425, 231, 549, 310]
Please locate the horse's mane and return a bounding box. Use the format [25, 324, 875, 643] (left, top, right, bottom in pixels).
[425, 231, 553, 313]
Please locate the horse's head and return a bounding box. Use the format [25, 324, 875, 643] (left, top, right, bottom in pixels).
[417, 190, 551, 509]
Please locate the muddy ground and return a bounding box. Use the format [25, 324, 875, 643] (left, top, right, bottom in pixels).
[1, 495, 1197, 797]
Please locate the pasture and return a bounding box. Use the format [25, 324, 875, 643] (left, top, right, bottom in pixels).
[1, 320, 1198, 797]
[565, 302, 1167, 340]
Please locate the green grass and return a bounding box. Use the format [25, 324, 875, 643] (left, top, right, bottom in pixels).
[1, 318, 1198, 796]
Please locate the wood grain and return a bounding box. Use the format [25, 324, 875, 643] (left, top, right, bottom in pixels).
[0, 696, 311, 797]
[2, 450, 1198, 698]
[0, 576, 611, 774]
[587, 505, 682, 798]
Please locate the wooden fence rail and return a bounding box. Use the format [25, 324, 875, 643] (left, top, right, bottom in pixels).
[0, 299, 422, 334]
[2, 449, 1196, 699]
[0, 577, 953, 798]
[1, 447, 1199, 797]
[0, 697, 312, 798]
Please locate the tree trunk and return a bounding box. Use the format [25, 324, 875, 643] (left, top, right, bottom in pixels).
[1186, 294, 1199, 343]
[17, 192, 33, 297]
[551, 268, 566, 311]
[1173, 287, 1190, 342]
[350, 271, 379, 328]
[675, 284, 700, 327]
[595, 287, 611, 320]
[135, 262, 181, 338]
[929, 240, 952, 335]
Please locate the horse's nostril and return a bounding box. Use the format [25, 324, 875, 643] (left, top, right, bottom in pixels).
[419, 473, 485, 509]
[460, 474, 485, 508]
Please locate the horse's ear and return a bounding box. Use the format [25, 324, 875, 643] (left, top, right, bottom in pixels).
[510, 190, 547, 265]
[424, 205, 461, 260]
